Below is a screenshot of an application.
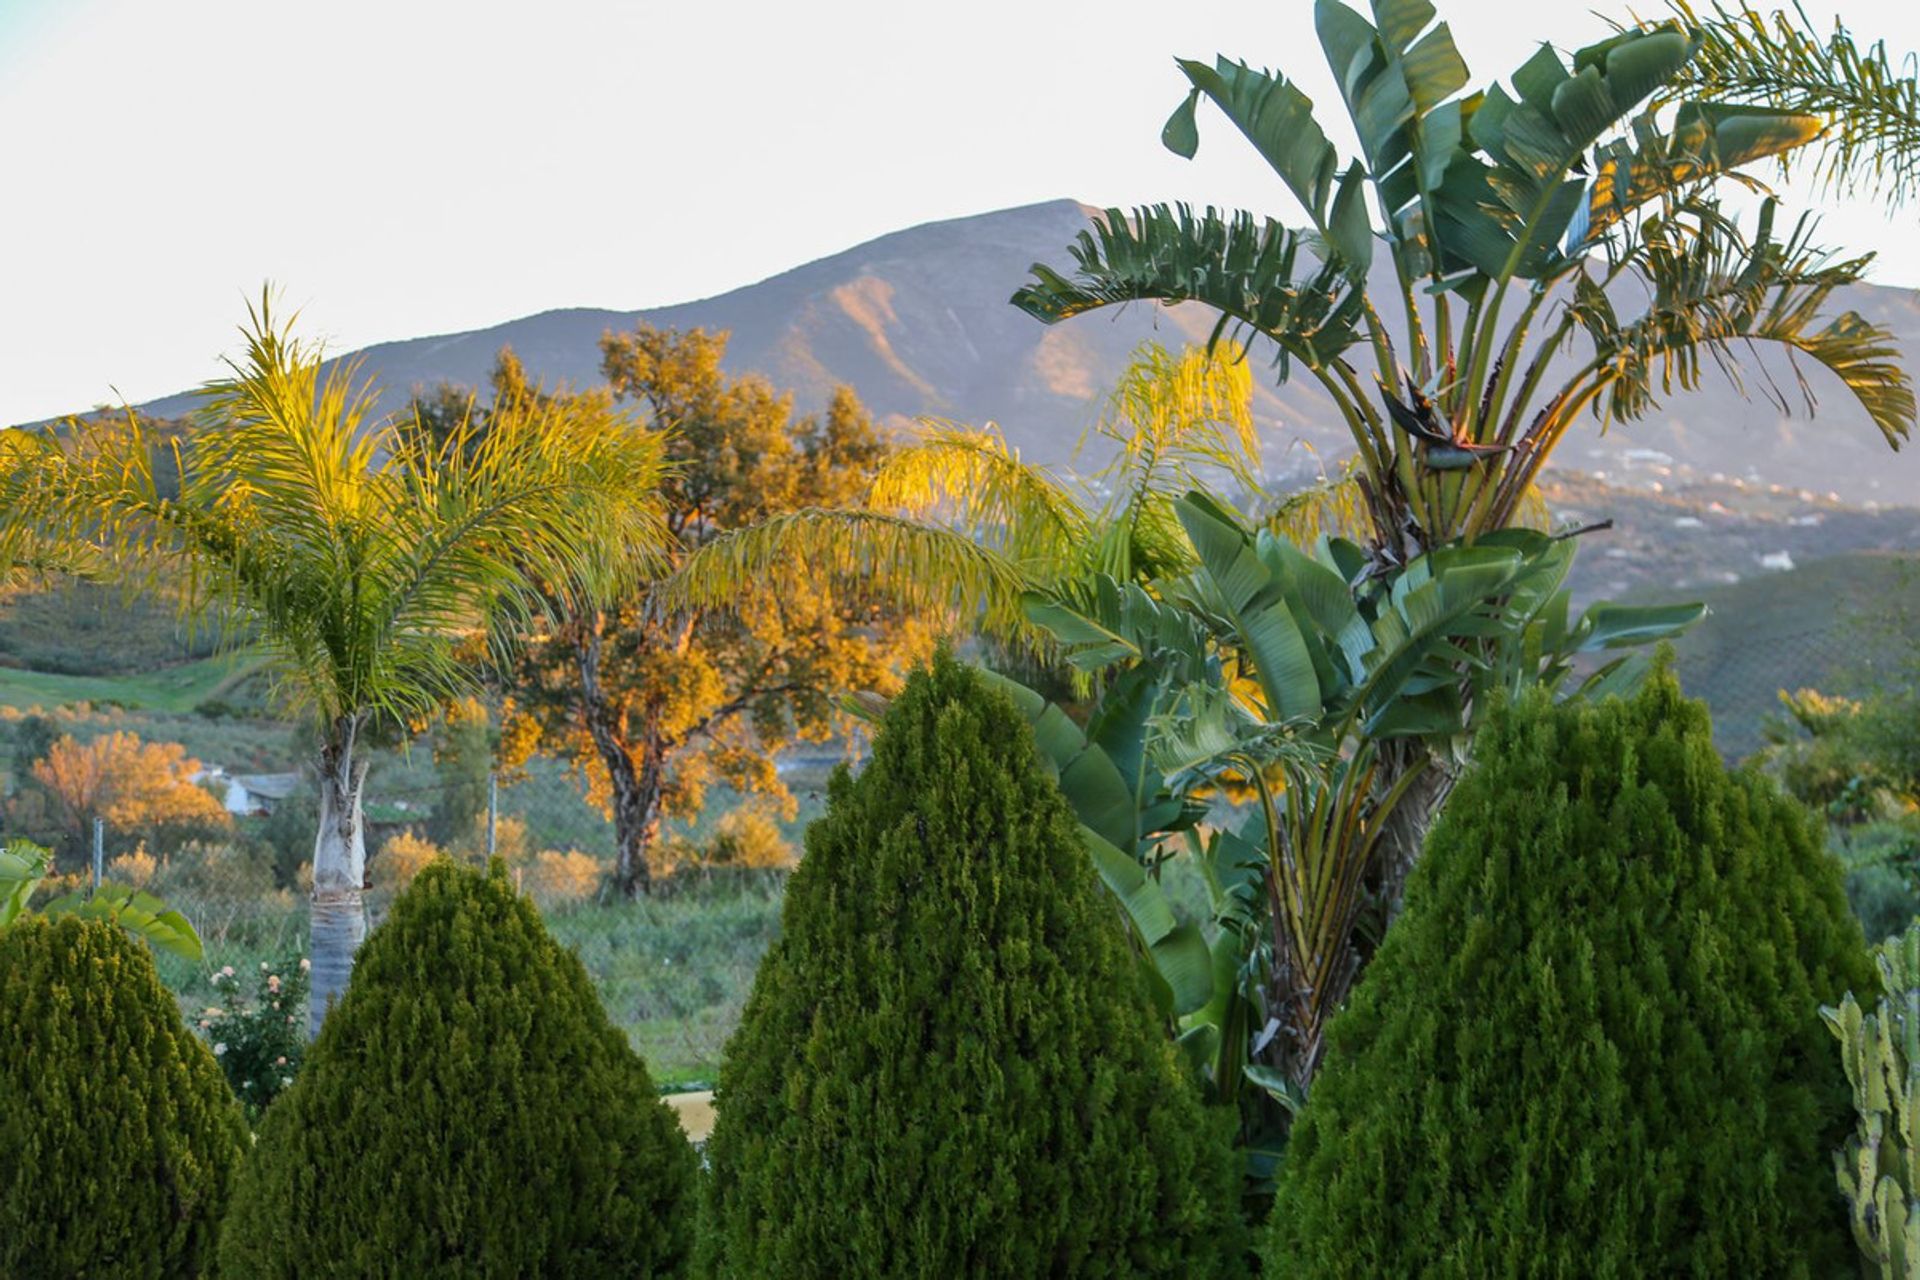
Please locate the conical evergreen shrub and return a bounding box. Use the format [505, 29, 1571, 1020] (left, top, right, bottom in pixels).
[218, 860, 697, 1277]
[1268, 671, 1874, 1278]
[698, 654, 1243, 1278]
[0, 915, 246, 1279]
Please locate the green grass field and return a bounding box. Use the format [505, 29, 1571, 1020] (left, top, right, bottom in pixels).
[0, 652, 264, 714]
[151, 874, 786, 1089]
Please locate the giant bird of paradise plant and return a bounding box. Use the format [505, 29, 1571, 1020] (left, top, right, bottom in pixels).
[1012, 1, 1914, 563]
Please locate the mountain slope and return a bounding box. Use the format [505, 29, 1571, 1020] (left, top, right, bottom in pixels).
[131, 198, 1918, 499]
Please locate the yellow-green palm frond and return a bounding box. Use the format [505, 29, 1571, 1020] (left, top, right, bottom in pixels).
[1092, 341, 1263, 506]
[1258, 461, 1376, 548]
[27, 293, 673, 733]
[660, 508, 1030, 641]
[869, 423, 1090, 576]
[0, 428, 106, 586]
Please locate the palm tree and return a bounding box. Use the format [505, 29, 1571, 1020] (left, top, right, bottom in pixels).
[34, 298, 671, 1032]
[1011, 1, 1914, 564]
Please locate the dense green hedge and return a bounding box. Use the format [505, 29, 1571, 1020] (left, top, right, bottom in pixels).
[0, 915, 246, 1279]
[219, 860, 696, 1277]
[698, 654, 1243, 1278]
[1268, 672, 1875, 1278]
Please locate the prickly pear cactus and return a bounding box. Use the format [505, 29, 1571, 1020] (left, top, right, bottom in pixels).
[1827, 923, 1920, 1278]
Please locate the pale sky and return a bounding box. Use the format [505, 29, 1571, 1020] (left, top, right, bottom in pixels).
[2, 0, 1916, 424]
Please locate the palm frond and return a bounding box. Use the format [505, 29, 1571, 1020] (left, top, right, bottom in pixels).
[1257, 462, 1375, 547]
[1658, 1, 1920, 205]
[868, 424, 1090, 575]
[660, 508, 1029, 639]
[26, 297, 672, 732]
[1568, 198, 1914, 447]
[1011, 204, 1367, 377]
[1093, 342, 1263, 501]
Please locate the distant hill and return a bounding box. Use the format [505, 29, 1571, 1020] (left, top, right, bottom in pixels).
[1656, 551, 1920, 761]
[122, 198, 1920, 502]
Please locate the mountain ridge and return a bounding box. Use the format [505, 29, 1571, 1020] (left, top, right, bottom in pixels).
[114, 198, 1920, 502]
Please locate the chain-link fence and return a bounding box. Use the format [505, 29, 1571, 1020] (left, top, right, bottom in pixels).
[1669, 625, 1871, 763]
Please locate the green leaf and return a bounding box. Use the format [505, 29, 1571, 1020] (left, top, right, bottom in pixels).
[0, 840, 51, 928]
[1243, 1062, 1307, 1114]
[1012, 205, 1366, 376]
[1172, 58, 1340, 224]
[1571, 600, 1705, 651]
[1021, 593, 1141, 671]
[1174, 494, 1324, 721]
[1585, 103, 1824, 239]
[1328, 161, 1376, 277]
[1085, 827, 1178, 946]
[42, 883, 204, 961]
[1163, 88, 1202, 159]
[1151, 924, 1216, 1017]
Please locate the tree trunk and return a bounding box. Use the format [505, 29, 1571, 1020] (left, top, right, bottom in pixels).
[307, 721, 369, 1039]
[574, 623, 664, 899]
[606, 744, 667, 899]
[1373, 738, 1457, 923]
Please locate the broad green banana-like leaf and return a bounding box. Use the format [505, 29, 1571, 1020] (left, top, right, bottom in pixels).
[1150, 924, 1216, 1018]
[1571, 600, 1709, 651]
[40, 883, 204, 961]
[1022, 576, 1216, 687]
[1084, 812, 1213, 1017]
[1436, 25, 1702, 281]
[1165, 57, 1366, 273]
[1011, 205, 1367, 377]
[1174, 493, 1325, 722]
[0, 840, 51, 927]
[1313, 0, 1469, 279]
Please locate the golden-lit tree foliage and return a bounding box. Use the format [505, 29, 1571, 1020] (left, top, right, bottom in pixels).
[473, 328, 937, 895]
[32, 731, 228, 848]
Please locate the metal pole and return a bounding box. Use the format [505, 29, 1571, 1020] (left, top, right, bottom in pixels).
[90, 817, 104, 894]
[486, 772, 498, 861]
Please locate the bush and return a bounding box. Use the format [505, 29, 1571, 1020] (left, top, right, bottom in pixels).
[108, 843, 158, 887]
[369, 829, 443, 894]
[1838, 818, 1920, 943]
[197, 953, 310, 1121]
[523, 848, 602, 907]
[698, 654, 1243, 1278]
[703, 804, 794, 869]
[151, 838, 280, 904]
[218, 860, 696, 1277]
[1268, 672, 1875, 1278]
[0, 915, 246, 1278]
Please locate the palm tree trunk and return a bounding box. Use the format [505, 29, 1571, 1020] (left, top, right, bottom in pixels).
[308, 720, 369, 1038]
[1373, 739, 1456, 923]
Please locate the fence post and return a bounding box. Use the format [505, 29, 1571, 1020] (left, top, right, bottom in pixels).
[90, 817, 104, 895]
[486, 772, 498, 861]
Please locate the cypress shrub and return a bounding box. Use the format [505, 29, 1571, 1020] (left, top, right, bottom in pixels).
[218, 860, 696, 1277]
[0, 915, 246, 1278]
[1268, 671, 1874, 1278]
[698, 654, 1243, 1278]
